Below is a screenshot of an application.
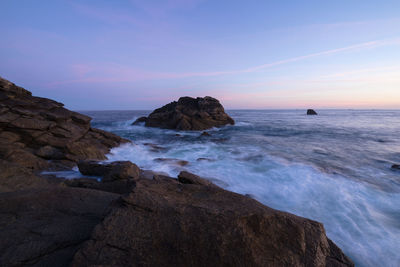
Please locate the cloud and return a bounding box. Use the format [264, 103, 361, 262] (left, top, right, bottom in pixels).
[46, 37, 400, 87]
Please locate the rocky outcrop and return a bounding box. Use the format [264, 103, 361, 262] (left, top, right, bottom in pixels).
[307, 109, 318, 115]
[133, 96, 234, 130]
[71, 177, 353, 267]
[0, 77, 129, 181]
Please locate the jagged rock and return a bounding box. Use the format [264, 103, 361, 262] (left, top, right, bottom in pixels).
[139, 96, 234, 130]
[132, 116, 147, 125]
[0, 77, 129, 177]
[77, 160, 140, 182]
[71, 178, 354, 267]
[307, 109, 318, 115]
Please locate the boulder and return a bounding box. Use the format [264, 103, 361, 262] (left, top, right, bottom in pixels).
[78, 160, 140, 182]
[71, 178, 354, 267]
[307, 109, 318, 115]
[139, 96, 234, 130]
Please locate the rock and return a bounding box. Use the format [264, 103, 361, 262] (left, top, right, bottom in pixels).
[141, 96, 234, 130]
[132, 116, 147, 125]
[143, 142, 168, 152]
[307, 109, 318, 115]
[78, 160, 140, 182]
[200, 131, 211, 137]
[154, 157, 189, 166]
[0, 76, 129, 172]
[391, 164, 400, 170]
[64, 178, 136, 194]
[71, 178, 354, 267]
[196, 157, 215, 162]
[140, 169, 170, 180]
[178, 171, 217, 187]
[35, 145, 64, 160]
[0, 187, 118, 266]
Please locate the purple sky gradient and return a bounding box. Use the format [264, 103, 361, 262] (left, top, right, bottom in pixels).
[1, 0, 400, 110]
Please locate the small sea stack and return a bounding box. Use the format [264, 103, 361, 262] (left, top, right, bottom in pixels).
[307, 109, 318, 115]
[132, 96, 234, 130]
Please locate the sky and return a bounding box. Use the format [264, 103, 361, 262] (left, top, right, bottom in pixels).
[1, 0, 400, 110]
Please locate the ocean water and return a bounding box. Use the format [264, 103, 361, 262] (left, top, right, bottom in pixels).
[82, 109, 400, 267]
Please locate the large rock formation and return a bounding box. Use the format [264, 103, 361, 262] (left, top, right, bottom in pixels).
[134, 96, 235, 130]
[71, 175, 353, 267]
[0, 77, 129, 180]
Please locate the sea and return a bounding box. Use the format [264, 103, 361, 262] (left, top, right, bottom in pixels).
[76, 109, 400, 267]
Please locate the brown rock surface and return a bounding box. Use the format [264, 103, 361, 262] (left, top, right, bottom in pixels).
[71, 178, 353, 267]
[78, 160, 140, 182]
[0, 77, 129, 184]
[0, 186, 118, 267]
[133, 96, 234, 130]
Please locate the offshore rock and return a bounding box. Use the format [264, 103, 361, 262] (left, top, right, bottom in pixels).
[134, 96, 234, 130]
[307, 109, 318, 115]
[71, 177, 354, 267]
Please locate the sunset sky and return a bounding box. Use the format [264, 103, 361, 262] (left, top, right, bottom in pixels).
[1, 0, 400, 110]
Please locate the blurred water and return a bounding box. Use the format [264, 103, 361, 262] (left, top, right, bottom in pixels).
[82, 109, 400, 267]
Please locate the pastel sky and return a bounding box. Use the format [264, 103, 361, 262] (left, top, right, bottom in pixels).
[1, 0, 400, 110]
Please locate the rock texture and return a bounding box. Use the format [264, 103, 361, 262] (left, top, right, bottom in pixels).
[134, 96, 234, 130]
[307, 109, 318, 115]
[71, 177, 353, 267]
[0, 77, 129, 181]
[0, 186, 119, 267]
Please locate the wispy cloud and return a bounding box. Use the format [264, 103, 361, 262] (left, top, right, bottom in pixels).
[48, 36, 400, 87]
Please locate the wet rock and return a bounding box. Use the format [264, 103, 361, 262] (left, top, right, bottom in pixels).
[143, 142, 168, 152]
[140, 169, 170, 180]
[200, 131, 211, 137]
[71, 178, 354, 267]
[132, 116, 148, 125]
[391, 164, 400, 170]
[154, 157, 189, 166]
[178, 171, 217, 187]
[78, 160, 140, 182]
[196, 157, 215, 162]
[307, 109, 318, 115]
[140, 96, 234, 130]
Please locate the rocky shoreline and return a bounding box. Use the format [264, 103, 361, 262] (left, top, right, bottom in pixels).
[0, 77, 353, 266]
